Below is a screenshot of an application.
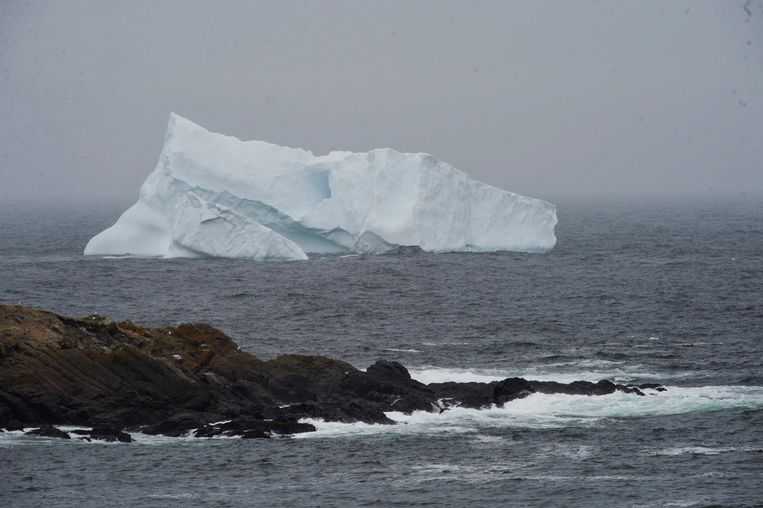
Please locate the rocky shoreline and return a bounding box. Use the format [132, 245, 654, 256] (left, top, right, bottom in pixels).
[0, 305, 664, 441]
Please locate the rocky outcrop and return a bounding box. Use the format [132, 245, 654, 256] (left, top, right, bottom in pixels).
[25, 425, 70, 439]
[0, 305, 663, 439]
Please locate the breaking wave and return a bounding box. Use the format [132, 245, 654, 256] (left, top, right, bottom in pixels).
[406, 362, 701, 385]
[297, 385, 763, 438]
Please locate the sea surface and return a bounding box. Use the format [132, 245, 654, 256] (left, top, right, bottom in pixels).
[1, 196, 762, 507]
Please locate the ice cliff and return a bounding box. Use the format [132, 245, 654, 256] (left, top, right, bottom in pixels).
[85, 114, 557, 260]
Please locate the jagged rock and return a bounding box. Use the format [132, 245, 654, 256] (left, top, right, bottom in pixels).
[639, 383, 667, 392]
[529, 379, 645, 397]
[142, 414, 210, 437]
[366, 360, 413, 384]
[3, 420, 23, 432]
[493, 377, 535, 406]
[69, 425, 132, 443]
[26, 425, 70, 439]
[90, 424, 132, 443]
[0, 305, 666, 439]
[193, 417, 315, 438]
[427, 382, 495, 409]
[241, 429, 270, 439]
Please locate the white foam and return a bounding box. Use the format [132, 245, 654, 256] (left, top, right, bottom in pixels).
[0, 428, 237, 446]
[408, 363, 699, 385]
[297, 385, 763, 438]
[3, 385, 761, 445]
[392, 462, 652, 486]
[0, 429, 30, 447]
[0, 427, 108, 446]
[129, 431, 240, 444]
[408, 367, 511, 384]
[652, 446, 759, 456]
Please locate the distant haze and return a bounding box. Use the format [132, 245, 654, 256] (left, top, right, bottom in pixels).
[1, 0, 761, 204]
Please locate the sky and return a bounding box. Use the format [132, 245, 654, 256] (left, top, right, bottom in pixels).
[0, 0, 761, 205]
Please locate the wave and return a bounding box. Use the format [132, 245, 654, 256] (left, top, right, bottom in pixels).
[296, 385, 763, 438]
[0, 427, 239, 447]
[4, 386, 761, 445]
[392, 463, 653, 486]
[652, 446, 761, 456]
[406, 363, 701, 385]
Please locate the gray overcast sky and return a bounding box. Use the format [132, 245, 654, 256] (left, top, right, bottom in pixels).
[1, 0, 761, 204]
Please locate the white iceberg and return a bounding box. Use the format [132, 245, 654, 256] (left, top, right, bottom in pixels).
[85, 113, 557, 260]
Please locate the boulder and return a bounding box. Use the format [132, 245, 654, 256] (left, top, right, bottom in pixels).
[493, 377, 535, 406]
[26, 425, 70, 439]
[89, 424, 132, 443]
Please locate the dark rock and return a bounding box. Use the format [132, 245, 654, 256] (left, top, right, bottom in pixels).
[194, 417, 315, 438]
[3, 420, 24, 432]
[330, 400, 396, 424]
[90, 424, 132, 443]
[282, 400, 395, 425]
[0, 304, 666, 439]
[493, 378, 535, 406]
[26, 425, 70, 439]
[528, 379, 644, 396]
[428, 382, 494, 409]
[390, 396, 433, 413]
[142, 414, 208, 437]
[193, 423, 226, 438]
[241, 429, 270, 439]
[366, 360, 412, 384]
[266, 419, 316, 435]
[621, 385, 646, 396]
[638, 383, 667, 392]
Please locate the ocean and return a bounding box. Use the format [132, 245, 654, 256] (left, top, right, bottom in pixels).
[1, 196, 762, 507]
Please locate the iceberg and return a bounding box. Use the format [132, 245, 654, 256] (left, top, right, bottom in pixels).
[85, 114, 557, 260]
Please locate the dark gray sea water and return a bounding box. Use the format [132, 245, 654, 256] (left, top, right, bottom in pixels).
[1, 196, 762, 507]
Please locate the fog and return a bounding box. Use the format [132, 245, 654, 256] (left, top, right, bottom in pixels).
[1, 0, 761, 205]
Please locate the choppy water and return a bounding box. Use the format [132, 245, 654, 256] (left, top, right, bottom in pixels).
[1, 196, 762, 507]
